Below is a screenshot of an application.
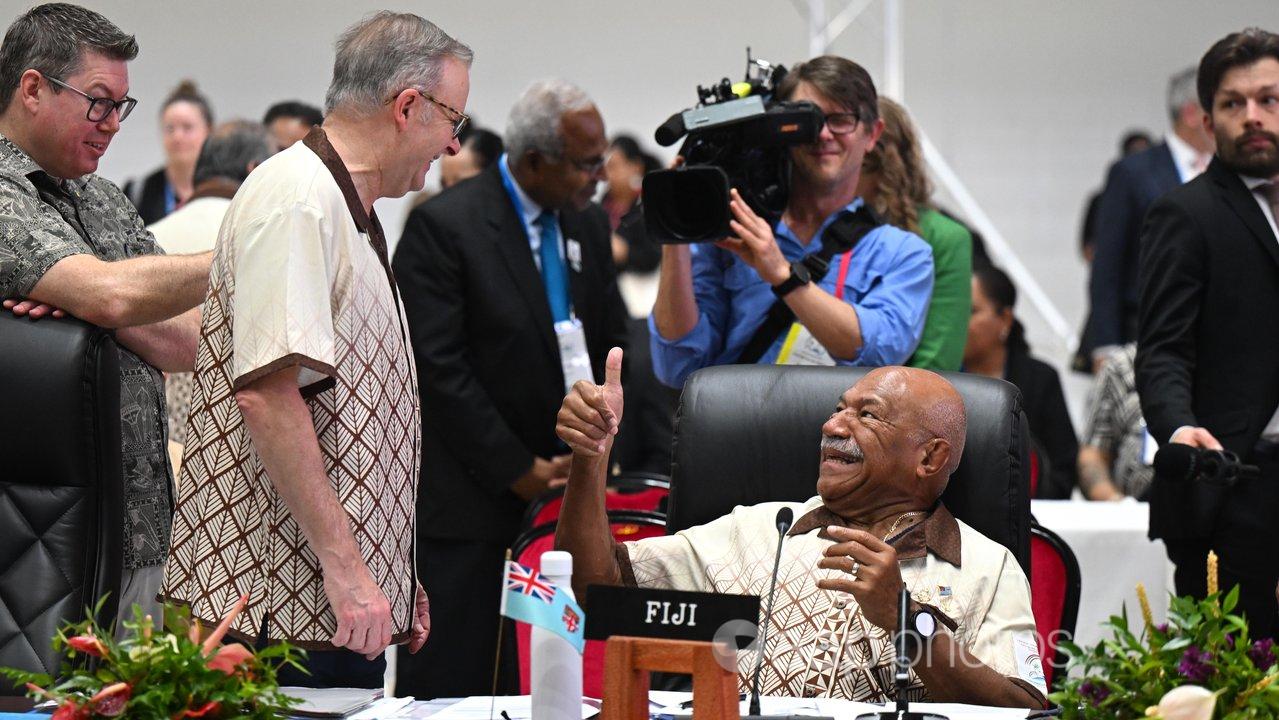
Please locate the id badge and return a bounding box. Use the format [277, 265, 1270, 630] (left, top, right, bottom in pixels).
[774, 322, 836, 366]
[555, 318, 594, 394]
[1141, 425, 1158, 466]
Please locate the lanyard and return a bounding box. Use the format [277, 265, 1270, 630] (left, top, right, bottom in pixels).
[833, 248, 854, 301]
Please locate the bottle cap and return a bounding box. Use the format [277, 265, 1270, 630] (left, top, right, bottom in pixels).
[540, 550, 573, 578]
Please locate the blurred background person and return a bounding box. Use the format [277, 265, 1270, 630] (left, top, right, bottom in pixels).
[1071, 128, 1154, 374]
[149, 119, 274, 450]
[1078, 130, 1154, 265]
[857, 97, 972, 372]
[964, 264, 1078, 498]
[261, 99, 322, 151]
[1077, 343, 1152, 501]
[439, 124, 502, 189]
[123, 79, 213, 223]
[1084, 67, 1214, 373]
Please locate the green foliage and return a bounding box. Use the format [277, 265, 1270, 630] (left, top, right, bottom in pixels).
[1049, 585, 1279, 720]
[1, 602, 305, 719]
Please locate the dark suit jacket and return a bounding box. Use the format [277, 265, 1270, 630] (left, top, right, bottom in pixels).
[1004, 349, 1079, 499]
[1136, 157, 1279, 541]
[1089, 143, 1182, 349]
[392, 165, 629, 544]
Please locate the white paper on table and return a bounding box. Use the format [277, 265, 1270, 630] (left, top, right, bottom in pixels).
[425, 695, 595, 719]
[346, 696, 415, 719]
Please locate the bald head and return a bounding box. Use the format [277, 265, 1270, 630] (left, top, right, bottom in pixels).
[863, 367, 967, 477]
[818, 367, 967, 515]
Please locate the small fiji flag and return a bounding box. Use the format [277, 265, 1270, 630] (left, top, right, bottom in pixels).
[500, 560, 586, 654]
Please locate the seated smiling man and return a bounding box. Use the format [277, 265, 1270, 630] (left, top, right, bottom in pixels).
[554, 351, 1046, 708]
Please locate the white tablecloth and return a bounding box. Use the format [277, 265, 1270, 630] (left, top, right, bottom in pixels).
[1031, 499, 1175, 652]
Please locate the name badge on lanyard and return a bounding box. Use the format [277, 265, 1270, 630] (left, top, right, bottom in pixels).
[556, 318, 594, 394]
[775, 249, 855, 367]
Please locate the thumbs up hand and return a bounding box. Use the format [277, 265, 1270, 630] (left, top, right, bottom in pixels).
[556, 347, 624, 458]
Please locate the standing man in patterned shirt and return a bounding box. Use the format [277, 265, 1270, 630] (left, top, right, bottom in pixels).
[0, 4, 209, 629]
[159, 12, 471, 688]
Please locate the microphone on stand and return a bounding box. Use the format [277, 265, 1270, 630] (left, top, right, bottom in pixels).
[743, 507, 796, 720]
[854, 584, 947, 720]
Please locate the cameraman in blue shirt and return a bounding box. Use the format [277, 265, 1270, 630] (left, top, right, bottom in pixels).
[650, 55, 934, 387]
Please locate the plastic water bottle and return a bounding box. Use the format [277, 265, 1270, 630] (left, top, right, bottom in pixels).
[531, 551, 583, 720]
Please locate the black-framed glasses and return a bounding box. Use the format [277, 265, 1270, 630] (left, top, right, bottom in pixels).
[823, 111, 860, 135]
[387, 88, 469, 138]
[46, 76, 137, 123]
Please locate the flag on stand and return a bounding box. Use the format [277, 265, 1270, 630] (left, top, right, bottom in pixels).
[500, 560, 586, 654]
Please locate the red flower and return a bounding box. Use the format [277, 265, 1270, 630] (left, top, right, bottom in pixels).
[66, 634, 107, 658]
[176, 700, 221, 718]
[206, 642, 254, 676]
[90, 682, 132, 717]
[51, 701, 89, 720]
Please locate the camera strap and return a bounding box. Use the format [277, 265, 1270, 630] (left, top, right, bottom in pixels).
[736, 204, 884, 365]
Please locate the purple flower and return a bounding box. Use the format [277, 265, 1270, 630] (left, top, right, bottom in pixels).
[1079, 680, 1110, 706]
[1249, 638, 1276, 671]
[1155, 622, 1170, 634]
[1178, 646, 1216, 682]
[1225, 634, 1237, 650]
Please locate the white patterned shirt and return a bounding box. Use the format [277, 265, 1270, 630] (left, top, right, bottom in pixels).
[619, 496, 1046, 702]
[160, 128, 422, 648]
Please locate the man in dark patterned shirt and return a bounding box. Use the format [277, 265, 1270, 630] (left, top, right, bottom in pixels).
[0, 4, 210, 627]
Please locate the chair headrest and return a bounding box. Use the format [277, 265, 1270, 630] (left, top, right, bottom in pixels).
[668, 365, 1031, 573]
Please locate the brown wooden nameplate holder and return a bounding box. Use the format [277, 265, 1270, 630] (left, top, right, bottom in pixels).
[602, 636, 739, 720]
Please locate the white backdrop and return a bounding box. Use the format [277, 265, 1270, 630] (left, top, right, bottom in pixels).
[40, 0, 1279, 386]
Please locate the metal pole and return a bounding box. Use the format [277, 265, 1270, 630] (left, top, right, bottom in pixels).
[883, 0, 903, 99]
[808, 0, 827, 57]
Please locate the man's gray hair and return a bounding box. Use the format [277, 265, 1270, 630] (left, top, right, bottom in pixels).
[324, 11, 472, 115]
[0, 3, 138, 116]
[1167, 66, 1201, 123]
[505, 79, 594, 161]
[192, 120, 273, 186]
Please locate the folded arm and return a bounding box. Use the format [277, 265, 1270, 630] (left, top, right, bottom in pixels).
[29, 251, 212, 328]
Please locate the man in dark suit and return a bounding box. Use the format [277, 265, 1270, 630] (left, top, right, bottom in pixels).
[1087, 68, 1214, 370]
[392, 79, 629, 698]
[1137, 27, 1279, 637]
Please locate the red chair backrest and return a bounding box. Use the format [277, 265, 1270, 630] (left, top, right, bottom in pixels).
[526, 478, 669, 530]
[1029, 524, 1080, 689]
[514, 516, 666, 696]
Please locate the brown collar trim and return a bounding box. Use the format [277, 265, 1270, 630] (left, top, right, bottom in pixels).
[789, 502, 962, 567]
[300, 126, 400, 307]
[302, 126, 374, 234]
[188, 177, 240, 202]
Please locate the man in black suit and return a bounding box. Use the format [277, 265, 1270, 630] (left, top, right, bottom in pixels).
[1137, 27, 1279, 637]
[392, 79, 629, 698]
[1087, 68, 1214, 370]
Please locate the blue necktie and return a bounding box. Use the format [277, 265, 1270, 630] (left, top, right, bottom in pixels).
[537, 211, 570, 322]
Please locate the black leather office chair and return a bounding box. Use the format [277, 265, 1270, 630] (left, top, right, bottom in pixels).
[0, 314, 123, 693]
[667, 365, 1032, 574]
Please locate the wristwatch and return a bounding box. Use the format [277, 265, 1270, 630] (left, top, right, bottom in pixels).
[907, 606, 939, 650]
[771, 260, 812, 298]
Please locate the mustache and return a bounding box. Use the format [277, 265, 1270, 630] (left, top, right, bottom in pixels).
[1236, 130, 1279, 150]
[820, 434, 864, 461]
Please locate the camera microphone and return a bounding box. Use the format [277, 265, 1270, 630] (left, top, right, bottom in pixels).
[654, 112, 687, 147]
[1153, 443, 1260, 486]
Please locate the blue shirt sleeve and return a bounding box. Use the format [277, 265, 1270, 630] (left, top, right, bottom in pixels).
[845, 229, 935, 367]
[650, 244, 733, 387]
